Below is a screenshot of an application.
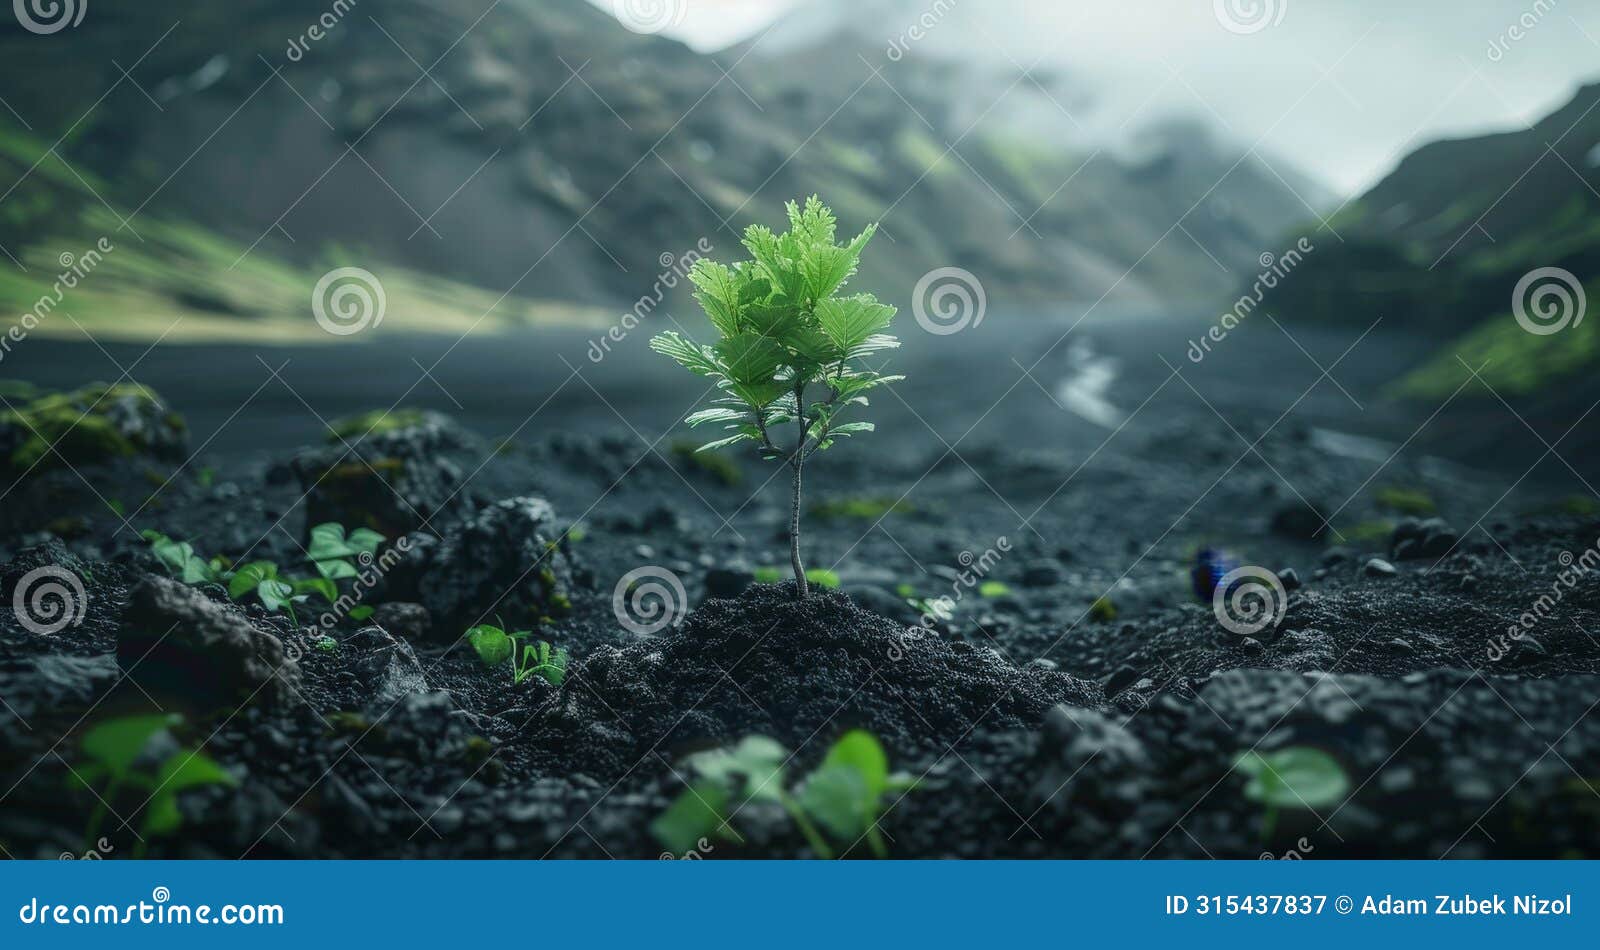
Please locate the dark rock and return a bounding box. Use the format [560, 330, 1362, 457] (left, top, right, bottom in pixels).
[1364, 557, 1398, 577]
[1271, 500, 1329, 541]
[1277, 567, 1301, 591]
[372, 602, 431, 644]
[377, 690, 473, 762]
[119, 575, 303, 709]
[292, 411, 482, 539]
[391, 496, 577, 635]
[1390, 517, 1460, 561]
[705, 567, 753, 599]
[0, 540, 91, 604]
[1021, 560, 1064, 587]
[1032, 705, 1152, 821]
[1104, 664, 1141, 697]
[346, 625, 429, 706]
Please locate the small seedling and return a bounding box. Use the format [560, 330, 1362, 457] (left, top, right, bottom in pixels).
[652, 197, 903, 598]
[466, 624, 568, 687]
[1233, 747, 1350, 841]
[142, 523, 385, 623]
[69, 713, 235, 859]
[653, 730, 915, 859]
[142, 529, 227, 584]
[306, 522, 385, 580]
[978, 580, 1011, 598]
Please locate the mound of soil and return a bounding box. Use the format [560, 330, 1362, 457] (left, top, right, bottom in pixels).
[534, 583, 1095, 775]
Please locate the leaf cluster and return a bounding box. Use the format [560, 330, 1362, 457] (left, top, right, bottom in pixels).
[651, 730, 915, 859]
[142, 522, 385, 624]
[650, 196, 903, 462]
[465, 624, 569, 687]
[69, 714, 235, 858]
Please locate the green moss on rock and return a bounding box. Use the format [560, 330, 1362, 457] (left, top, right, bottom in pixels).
[0, 382, 185, 475]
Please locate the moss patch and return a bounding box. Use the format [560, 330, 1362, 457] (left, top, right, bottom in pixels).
[670, 439, 742, 486]
[0, 382, 184, 475]
[809, 495, 916, 521]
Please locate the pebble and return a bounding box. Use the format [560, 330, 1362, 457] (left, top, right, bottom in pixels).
[1365, 557, 1398, 577]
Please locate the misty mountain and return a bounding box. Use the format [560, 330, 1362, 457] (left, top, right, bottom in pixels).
[1266, 81, 1598, 347]
[1, 0, 1321, 338]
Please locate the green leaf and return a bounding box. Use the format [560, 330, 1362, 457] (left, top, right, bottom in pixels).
[257, 578, 294, 613]
[685, 407, 746, 428]
[686, 735, 789, 802]
[346, 528, 385, 554]
[797, 764, 871, 840]
[228, 561, 278, 599]
[81, 714, 178, 776]
[141, 752, 233, 838]
[348, 605, 375, 621]
[651, 781, 736, 855]
[314, 558, 359, 581]
[714, 334, 785, 387]
[803, 245, 861, 303]
[307, 522, 382, 561]
[696, 433, 756, 453]
[156, 749, 236, 793]
[687, 260, 745, 337]
[650, 332, 723, 378]
[1234, 748, 1350, 810]
[292, 577, 339, 603]
[466, 625, 513, 667]
[816, 295, 896, 352]
[819, 730, 889, 797]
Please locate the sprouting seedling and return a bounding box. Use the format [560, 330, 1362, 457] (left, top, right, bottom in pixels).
[141, 529, 227, 584]
[305, 522, 385, 580]
[652, 730, 915, 859]
[465, 624, 568, 687]
[143, 523, 384, 622]
[69, 713, 236, 859]
[651, 196, 903, 599]
[1233, 747, 1350, 841]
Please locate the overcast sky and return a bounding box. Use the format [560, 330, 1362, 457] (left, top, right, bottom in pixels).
[591, 0, 1600, 195]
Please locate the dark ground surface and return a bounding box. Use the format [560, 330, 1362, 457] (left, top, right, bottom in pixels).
[2, 309, 1598, 859]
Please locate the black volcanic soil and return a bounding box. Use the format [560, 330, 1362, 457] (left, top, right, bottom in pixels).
[1, 371, 1597, 860]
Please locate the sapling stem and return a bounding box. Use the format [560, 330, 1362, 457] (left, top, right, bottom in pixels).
[790, 456, 807, 599]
